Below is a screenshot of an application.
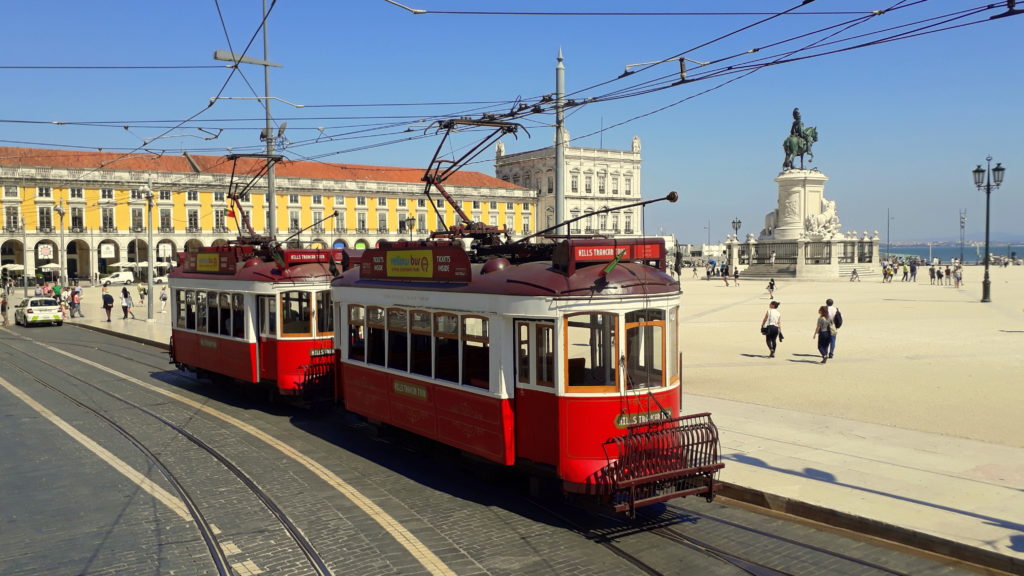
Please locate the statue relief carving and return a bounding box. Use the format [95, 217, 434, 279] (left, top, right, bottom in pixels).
[632, 136, 641, 153]
[496, 141, 505, 156]
[804, 198, 841, 237]
[783, 194, 800, 219]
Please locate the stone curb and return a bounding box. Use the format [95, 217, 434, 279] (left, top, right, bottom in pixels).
[718, 482, 1020, 576]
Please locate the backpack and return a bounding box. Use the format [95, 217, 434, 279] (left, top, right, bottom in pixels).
[833, 309, 843, 329]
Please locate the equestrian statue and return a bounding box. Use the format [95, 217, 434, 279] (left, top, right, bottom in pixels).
[782, 107, 819, 171]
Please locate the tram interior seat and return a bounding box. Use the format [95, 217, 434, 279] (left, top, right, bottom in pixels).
[568, 358, 586, 386]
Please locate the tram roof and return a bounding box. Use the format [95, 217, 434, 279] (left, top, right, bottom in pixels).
[333, 259, 678, 298]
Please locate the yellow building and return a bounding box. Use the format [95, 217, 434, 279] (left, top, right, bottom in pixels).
[0, 147, 532, 284]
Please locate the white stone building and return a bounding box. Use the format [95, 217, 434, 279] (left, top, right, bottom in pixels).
[494, 135, 644, 236]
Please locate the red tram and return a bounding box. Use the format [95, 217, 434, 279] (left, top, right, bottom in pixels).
[169, 243, 356, 402]
[330, 237, 723, 513]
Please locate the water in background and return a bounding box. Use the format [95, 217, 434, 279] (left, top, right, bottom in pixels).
[882, 244, 1021, 264]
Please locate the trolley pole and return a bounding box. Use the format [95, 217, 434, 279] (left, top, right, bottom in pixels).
[146, 183, 154, 320]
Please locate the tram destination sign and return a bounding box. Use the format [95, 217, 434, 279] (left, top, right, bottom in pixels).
[360, 246, 471, 282]
[554, 238, 666, 274]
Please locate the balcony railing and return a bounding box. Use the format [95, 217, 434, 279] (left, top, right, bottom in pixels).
[624, 228, 634, 234]
[101, 226, 117, 233]
[186, 226, 201, 234]
[377, 227, 389, 234]
[38, 226, 54, 234]
[311, 227, 324, 234]
[288, 226, 301, 233]
[131, 226, 144, 233]
[158, 226, 174, 233]
[356, 228, 368, 234]
[213, 226, 230, 233]
[3, 226, 23, 233]
[70, 226, 86, 233]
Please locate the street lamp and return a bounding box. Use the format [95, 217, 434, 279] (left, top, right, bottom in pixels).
[404, 216, 415, 241]
[731, 218, 742, 240]
[972, 156, 1005, 303]
[886, 208, 895, 260]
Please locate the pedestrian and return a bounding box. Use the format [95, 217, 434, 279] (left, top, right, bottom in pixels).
[761, 301, 782, 358]
[722, 264, 730, 287]
[767, 278, 775, 298]
[733, 267, 740, 286]
[159, 286, 169, 313]
[137, 281, 147, 305]
[813, 305, 834, 364]
[120, 286, 135, 319]
[1, 296, 7, 326]
[692, 263, 698, 279]
[849, 268, 860, 282]
[101, 287, 114, 322]
[944, 265, 952, 286]
[910, 261, 918, 282]
[825, 298, 841, 359]
[73, 287, 83, 317]
[770, 251, 776, 267]
[928, 265, 936, 284]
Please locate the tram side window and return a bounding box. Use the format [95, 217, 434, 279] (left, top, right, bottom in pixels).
[196, 291, 208, 332]
[410, 310, 432, 377]
[315, 291, 333, 335]
[516, 322, 530, 385]
[232, 294, 244, 338]
[565, 312, 616, 389]
[461, 316, 489, 389]
[183, 290, 196, 330]
[347, 305, 365, 362]
[206, 292, 219, 334]
[219, 293, 234, 336]
[434, 313, 459, 383]
[281, 291, 311, 336]
[366, 306, 385, 366]
[387, 308, 408, 371]
[668, 306, 679, 384]
[258, 295, 277, 337]
[175, 290, 187, 329]
[625, 309, 665, 390]
[536, 323, 554, 387]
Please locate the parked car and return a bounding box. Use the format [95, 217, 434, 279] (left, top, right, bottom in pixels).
[100, 271, 135, 286]
[14, 297, 63, 327]
[152, 274, 169, 284]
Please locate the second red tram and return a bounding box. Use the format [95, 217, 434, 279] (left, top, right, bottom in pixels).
[169, 244, 353, 401]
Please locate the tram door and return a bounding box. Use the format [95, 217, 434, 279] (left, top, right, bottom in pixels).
[257, 295, 278, 381]
[513, 320, 558, 465]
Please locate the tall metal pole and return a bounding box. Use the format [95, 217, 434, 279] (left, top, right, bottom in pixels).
[263, 0, 277, 238]
[554, 49, 565, 236]
[55, 201, 66, 286]
[959, 209, 966, 265]
[146, 184, 154, 320]
[22, 216, 28, 297]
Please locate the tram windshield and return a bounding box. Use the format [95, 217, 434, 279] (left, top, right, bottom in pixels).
[565, 312, 617, 391]
[624, 309, 665, 389]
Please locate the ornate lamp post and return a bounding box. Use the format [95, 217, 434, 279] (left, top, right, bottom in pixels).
[404, 216, 415, 241]
[731, 218, 742, 240]
[972, 157, 1005, 303]
[959, 209, 967, 265]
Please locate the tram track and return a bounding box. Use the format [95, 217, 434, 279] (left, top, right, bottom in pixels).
[0, 335, 334, 576]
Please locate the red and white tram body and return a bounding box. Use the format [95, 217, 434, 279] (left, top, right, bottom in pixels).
[331, 238, 722, 513]
[169, 245, 351, 400]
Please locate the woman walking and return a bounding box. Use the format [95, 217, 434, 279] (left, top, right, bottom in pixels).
[766, 278, 775, 299]
[813, 305, 833, 364]
[761, 301, 782, 358]
[121, 286, 135, 319]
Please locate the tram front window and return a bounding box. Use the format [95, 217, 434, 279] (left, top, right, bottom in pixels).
[625, 309, 665, 389]
[281, 291, 311, 336]
[565, 312, 616, 390]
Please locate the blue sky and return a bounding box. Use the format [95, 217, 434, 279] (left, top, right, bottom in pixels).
[2, 1, 1021, 243]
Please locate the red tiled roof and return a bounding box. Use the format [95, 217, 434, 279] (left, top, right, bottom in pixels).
[0, 146, 518, 189]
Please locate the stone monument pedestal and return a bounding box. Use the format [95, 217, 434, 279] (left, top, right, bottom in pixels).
[772, 170, 829, 240]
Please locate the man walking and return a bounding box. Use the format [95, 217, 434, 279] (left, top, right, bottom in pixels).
[101, 287, 114, 322]
[825, 298, 840, 359]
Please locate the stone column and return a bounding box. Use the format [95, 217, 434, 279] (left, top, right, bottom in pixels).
[772, 170, 829, 240]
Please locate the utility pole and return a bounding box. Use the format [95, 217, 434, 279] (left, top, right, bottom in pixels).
[145, 181, 154, 320]
[554, 49, 565, 236]
[214, 0, 281, 237]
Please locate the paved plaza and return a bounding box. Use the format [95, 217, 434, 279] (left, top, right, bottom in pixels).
[62, 265, 1024, 573]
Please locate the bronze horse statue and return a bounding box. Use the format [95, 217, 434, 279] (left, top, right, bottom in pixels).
[782, 126, 818, 170]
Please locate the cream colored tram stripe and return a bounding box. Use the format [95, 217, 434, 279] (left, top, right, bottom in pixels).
[42, 342, 457, 576]
[0, 376, 192, 522]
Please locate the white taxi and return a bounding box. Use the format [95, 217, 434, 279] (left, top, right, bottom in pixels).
[14, 297, 63, 327]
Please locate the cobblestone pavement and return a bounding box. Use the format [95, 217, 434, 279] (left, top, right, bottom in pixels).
[0, 324, 1008, 575]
